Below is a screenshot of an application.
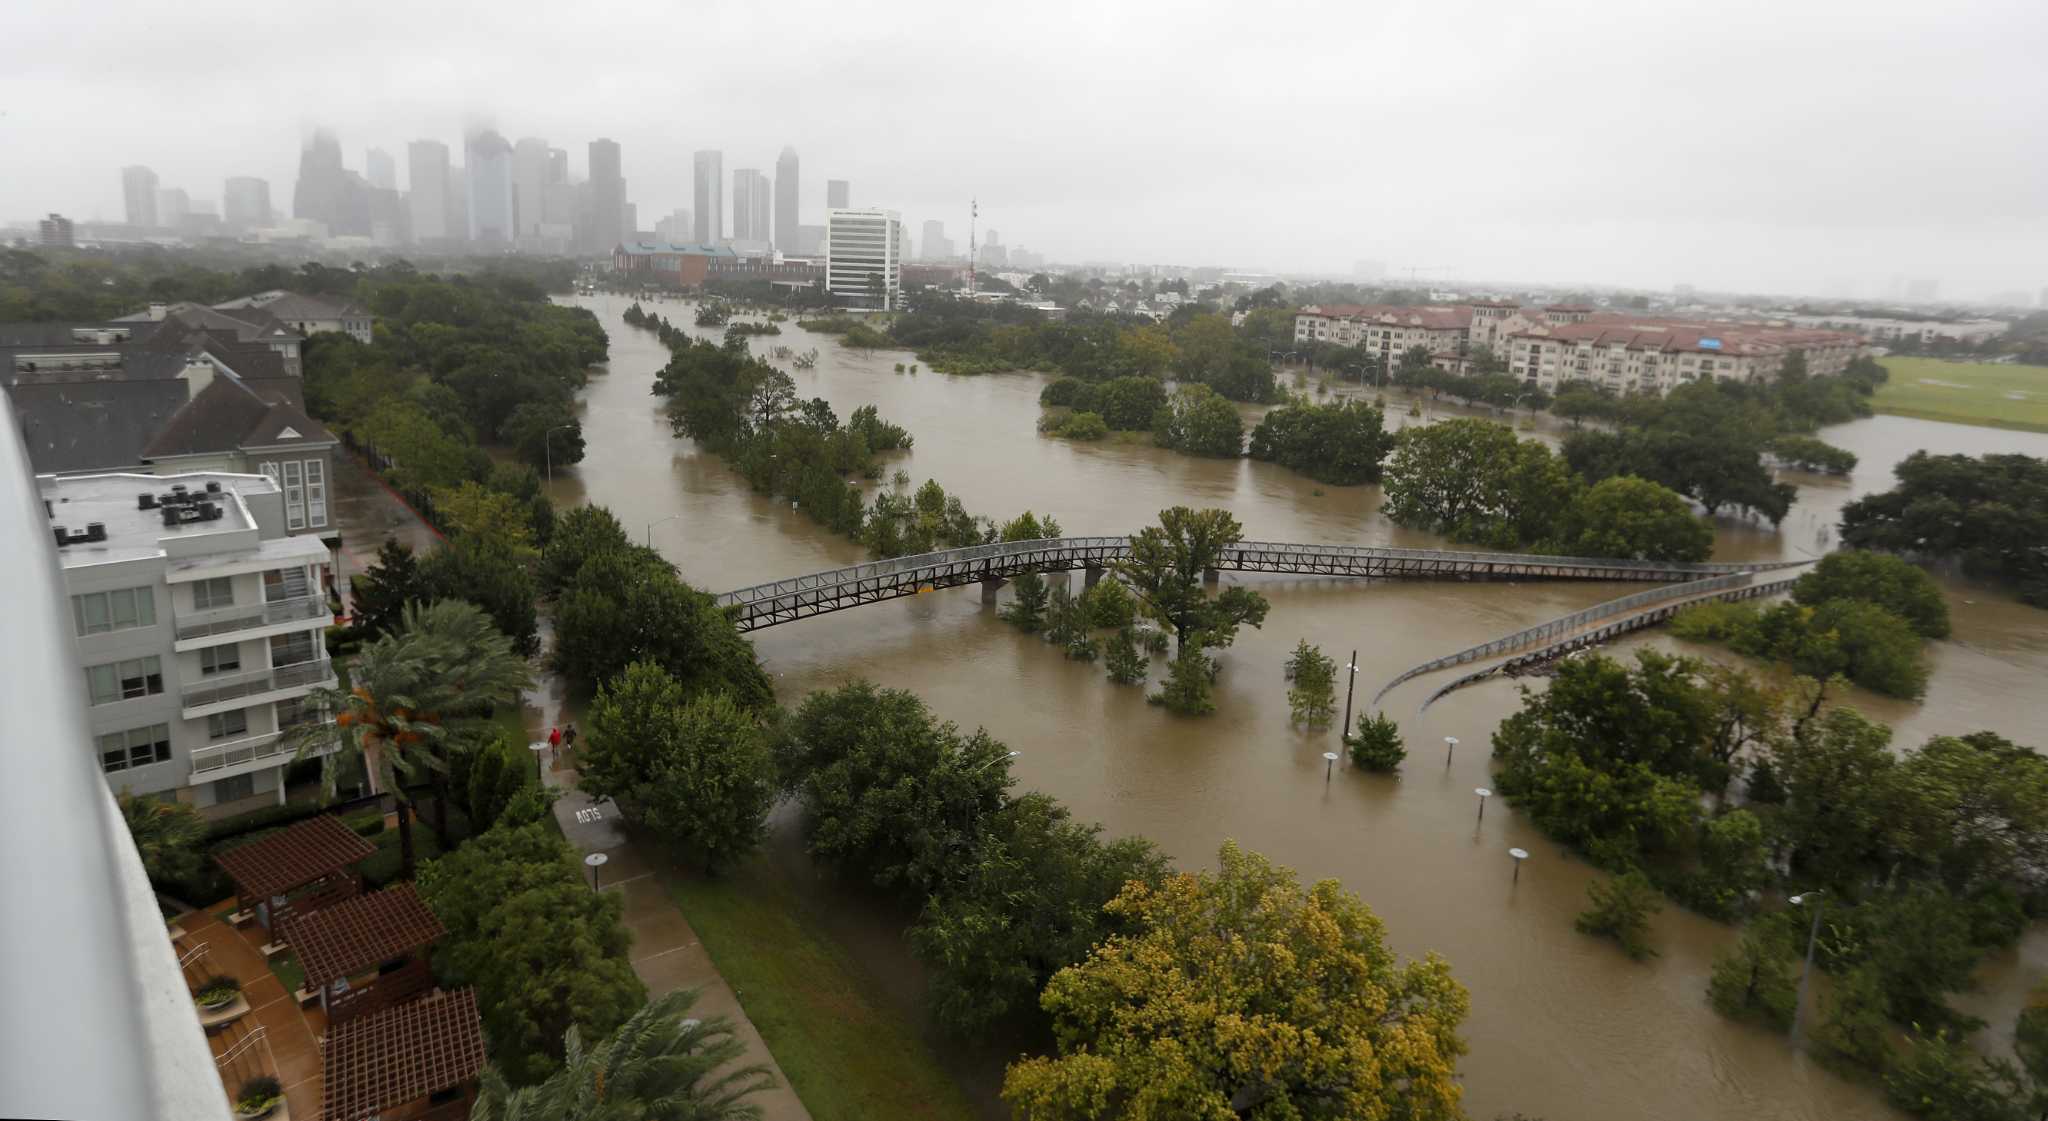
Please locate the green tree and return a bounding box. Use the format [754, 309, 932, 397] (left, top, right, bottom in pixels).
[1707, 923, 1800, 1031]
[501, 401, 585, 473]
[1575, 870, 1663, 960]
[539, 505, 631, 596]
[1115, 506, 1270, 657]
[1382, 418, 1580, 549]
[1561, 475, 1715, 562]
[1153, 383, 1244, 457]
[1793, 550, 1952, 639]
[463, 733, 544, 833]
[1350, 711, 1407, 771]
[418, 823, 645, 1086]
[552, 547, 772, 707]
[1002, 841, 1469, 1121]
[429, 481, 537, 554]
[1001, 573, 1051, 632]
[909, 793, 1169, 1036]
[472, 988, 775, 1121]
[1840, 451, 2048, 608]
[118, 792, 206, 888]
[1151, 641, 1216, 716]
[1114, 325, 1176, 379]
[1284, 639, 1337, 726]
[421, 537, 541, 658]
[1078, 574, 1136, 629]
[1092, 376, 1169, 431]
[1811, 598, 1932, 699]
[778, 682, 1016, 895]
[1246, 399, 1395, 485]
[282, 600, 534, 879]
[1769, 705, 1898, 892]
[351, 537, 429, 639]
[581, 664, 776, 873]
[1103, 627, 1147, 685]
[1884, 1027, 2025, 1121]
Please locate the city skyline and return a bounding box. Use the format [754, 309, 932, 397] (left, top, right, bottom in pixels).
[3, 0, 2045, 298]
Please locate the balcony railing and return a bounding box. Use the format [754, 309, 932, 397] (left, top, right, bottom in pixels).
[181, 659, 334, 711]
[174, 594, 327, 643]
[188, 728, 333, 779]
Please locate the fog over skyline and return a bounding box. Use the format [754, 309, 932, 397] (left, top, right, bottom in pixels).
[3, 0, 2044, 299]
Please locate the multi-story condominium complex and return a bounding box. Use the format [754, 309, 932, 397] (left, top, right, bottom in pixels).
[1780, 313, 2008, 347]
[1295, 303, 1861, 393]
[44, 469, 338, 816]
[826, 208, 904, 310]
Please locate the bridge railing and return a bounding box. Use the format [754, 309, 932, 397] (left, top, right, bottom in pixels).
[714, 535, 1806, 609]
[1369, 571, 1758, 706]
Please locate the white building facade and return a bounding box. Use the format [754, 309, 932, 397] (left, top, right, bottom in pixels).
[826, 208, 904, 311]
[47, 471, 337, 817]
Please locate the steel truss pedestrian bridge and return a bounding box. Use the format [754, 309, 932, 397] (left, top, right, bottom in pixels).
[712, 535, 1807, 633]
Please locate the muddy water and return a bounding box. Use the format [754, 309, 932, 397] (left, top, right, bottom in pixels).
[554, 294, 2048, 1121]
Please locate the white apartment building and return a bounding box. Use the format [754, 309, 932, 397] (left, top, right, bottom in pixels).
[826, 207, 904, 311]
[1501, 322, 1862, 395]
[46, 470, 337, 817]
[1780, 314, 2008, 348]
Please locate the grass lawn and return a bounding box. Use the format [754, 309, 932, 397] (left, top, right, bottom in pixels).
[268, 951, 306, 995]
[668, 867, 977, 1121]
[1872, 356, 2048, 432]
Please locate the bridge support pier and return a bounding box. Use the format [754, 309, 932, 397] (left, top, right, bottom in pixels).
[1203, 567, 1220, 584]
[1084, 565, 1104, 590]
[980, 575, 1008, 604]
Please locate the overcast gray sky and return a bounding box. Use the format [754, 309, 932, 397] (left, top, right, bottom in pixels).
[4, 0, 2045, 299]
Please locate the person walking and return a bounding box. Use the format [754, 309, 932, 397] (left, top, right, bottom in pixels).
[563, 723, 578, 756]
[547, 725, 562, 766]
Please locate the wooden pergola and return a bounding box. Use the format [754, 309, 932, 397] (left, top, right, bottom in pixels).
[321, 988, 484, 1121]
[282, 884, 446, 1024]
[214, 815, 375, 930]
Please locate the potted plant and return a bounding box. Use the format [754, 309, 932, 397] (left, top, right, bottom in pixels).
[235, 1076, 283, 1120]
[194, 974, 242, 1012]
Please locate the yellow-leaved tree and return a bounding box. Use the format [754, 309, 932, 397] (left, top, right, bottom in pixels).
[1002, 840, 1470, 1121]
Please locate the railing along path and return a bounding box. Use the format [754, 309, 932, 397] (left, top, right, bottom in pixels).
[712, 536, 1806, 633]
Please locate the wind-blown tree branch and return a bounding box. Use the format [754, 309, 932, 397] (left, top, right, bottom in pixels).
[282, 599, 533, 879]
[472, 987, 774, 1121]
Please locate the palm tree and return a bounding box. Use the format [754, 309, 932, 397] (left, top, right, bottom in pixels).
[472, 988, 774, 1121]
[119, 791, 207, 888]
[282, 599, 532, 879]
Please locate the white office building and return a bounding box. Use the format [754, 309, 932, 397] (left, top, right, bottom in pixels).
[825, 207, 904, 311]
[45, 470, 337, 817]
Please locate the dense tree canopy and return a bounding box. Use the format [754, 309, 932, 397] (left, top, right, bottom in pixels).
[1115, 506, 1270, 659]
[1840, 451, 2048, 607]
[1246, 398, 1395, 485]
[1153, 384, 1245, 457]
[1002, 841, 1470, 1121]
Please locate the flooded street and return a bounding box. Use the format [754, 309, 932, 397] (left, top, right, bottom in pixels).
[553, 294, 2048, 1121]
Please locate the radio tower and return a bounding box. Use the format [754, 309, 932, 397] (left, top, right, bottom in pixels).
[967, 197, 978, 295]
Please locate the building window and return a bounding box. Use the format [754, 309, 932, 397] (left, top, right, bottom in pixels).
[192, 576, 235, 610]
[86, 656, 164, 705]
[282, 461, 305, 531]
[270, 631, 317, 668]
[276, 696, 316, 730]
[98, 723, 171, 773]
[260, 460, 280, 487]
[303, 459, 327, 528]
[72, 586, 157, 636]
[200, 643, 243, 676]
[207, 709, 249, 741]
[211, 774, 256, 804]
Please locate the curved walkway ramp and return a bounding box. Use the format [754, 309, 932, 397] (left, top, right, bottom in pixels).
[712, 536, 1806, 633]
[1412, 570, 1805, 712]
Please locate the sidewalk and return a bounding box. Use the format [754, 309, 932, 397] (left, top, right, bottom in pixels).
[529, 711, 813, 1121]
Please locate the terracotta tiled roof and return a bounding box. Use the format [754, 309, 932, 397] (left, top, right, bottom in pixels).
[1506, 318, 1862, 356]
[321, 988, 485, 1121]
[214, 815, 375, 901]
[283, 885, 446, 988]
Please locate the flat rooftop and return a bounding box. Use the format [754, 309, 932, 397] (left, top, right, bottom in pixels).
[38, 470, 274, 568]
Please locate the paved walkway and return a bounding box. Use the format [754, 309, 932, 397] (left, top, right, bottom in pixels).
[329, 452, 441, 612]
[177, 910, 326, 1119]
[529, 701, 813, 1121]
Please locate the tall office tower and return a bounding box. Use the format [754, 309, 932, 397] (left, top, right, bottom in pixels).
[448, 165, 470, 242]
[826, 207, 903, 310]
[222, 177, 272, 230]
[292, 128, 354, 233]
[407, 140, 451, 242]
[121, 166, 159, 228]
[774, 146, 799, 252]
[655, 209, 694, 245]
[693, 150, 724, 244]
[732, 169, 771, 242]
[365, 147, 396, 190]
[587, 138, 624, 253]
[826, 179, 849, 209]
[511, 137, 550, 238]
[39, 214, 75, 247]
[464, 129, 516, 244]
[155, 188, 190, 230]
[921, 219, 950, 260]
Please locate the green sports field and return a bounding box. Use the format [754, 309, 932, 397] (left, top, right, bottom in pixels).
[1871, 356, 2048, 433]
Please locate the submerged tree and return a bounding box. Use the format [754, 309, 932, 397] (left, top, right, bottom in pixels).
[1284, 640, 1337, 726]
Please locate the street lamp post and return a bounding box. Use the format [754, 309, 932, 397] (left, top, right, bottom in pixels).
[1339, 650, 1359, 748]
[1322, 751, 1339, 781]
[1475, 787, 1492, 822]
[1444, 735, 1459, 768]
[1789, 891, 1826, 1047]
[543, 424, 576, 485]
[1509, 847, 1529, 883]
[584, 852, 609, 893]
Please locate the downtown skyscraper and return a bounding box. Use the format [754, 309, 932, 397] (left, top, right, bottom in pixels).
[121, 166, 158, 228]
[774, 146, 799, 252]
[587, 138, 625, 253]
[222, 177, 272, 230]
[732, 168, 771, 243]
[407, 139, 452, 242]
[827, 179, 850, 209]
[464, 128, 515, 244]
[693, 150, 723, 244]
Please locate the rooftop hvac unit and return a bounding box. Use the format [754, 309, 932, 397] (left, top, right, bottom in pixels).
[86, 522, 106, 542]
[138, 492, 158, 510]
[205, 481, 222, 494]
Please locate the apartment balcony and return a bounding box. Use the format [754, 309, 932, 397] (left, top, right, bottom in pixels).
[187, 728, 335, 783]
[173, 594, 330, 652]
[181, 659, 335, 719]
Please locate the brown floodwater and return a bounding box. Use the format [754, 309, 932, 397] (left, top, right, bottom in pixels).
[552, 294, 2048, 1121]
